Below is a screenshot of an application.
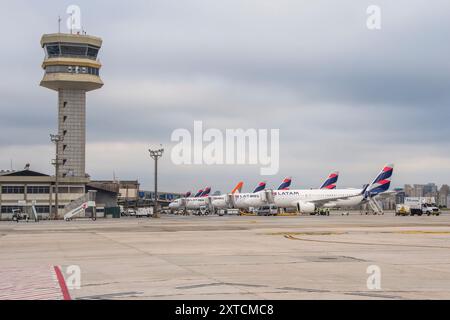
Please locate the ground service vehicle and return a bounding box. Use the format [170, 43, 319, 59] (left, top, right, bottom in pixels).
[257, 205, 278, 216]
[396, 197, 440, 216]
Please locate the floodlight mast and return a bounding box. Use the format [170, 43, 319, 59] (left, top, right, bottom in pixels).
[149, 148, 164, 218]
[50, 134, 63, 219]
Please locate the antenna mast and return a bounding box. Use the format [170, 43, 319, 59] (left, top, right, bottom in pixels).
[70, 12, 73, 34]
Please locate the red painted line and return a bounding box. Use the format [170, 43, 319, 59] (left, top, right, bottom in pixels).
[53, 266, 71, 300]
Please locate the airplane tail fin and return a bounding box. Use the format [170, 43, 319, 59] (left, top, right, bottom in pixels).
[185, 191, 192, 198]
[231, 182, 244, 194]
[277, 177, 292, 190]
[194, 189, 204, 197]
[320, 171, 339, 189]
[253, 181, 267, 193]
[200, 187, 211, 197]
[368, 164, 394, 196]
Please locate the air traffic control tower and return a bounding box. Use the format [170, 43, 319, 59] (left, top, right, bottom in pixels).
[40, 33, 103, 178]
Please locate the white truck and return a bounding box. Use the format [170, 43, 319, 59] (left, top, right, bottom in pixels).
[396, 197, 440, 216]
[136, 207, 153, 218]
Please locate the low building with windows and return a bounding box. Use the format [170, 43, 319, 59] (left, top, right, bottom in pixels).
[0, 169, 118, 220]
[91, 180, 140, 204]
[140, 191, 184, 202]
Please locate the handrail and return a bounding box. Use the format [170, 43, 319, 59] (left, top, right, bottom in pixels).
[63, 190, 96, 215]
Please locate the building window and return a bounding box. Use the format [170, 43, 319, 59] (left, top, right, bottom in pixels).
[27, 186, 50, 194]
[87, 46, 99, 58]
[70, 187, 85, 194]
[52, 186, 69, 193]
[45, 43, 61, 57]
[1, 206, 22, 213]
[35, 206, 50, 214]
[1, 186, 25, 194]
[46, 65, 99, 76]
[60, 44, 88, 56]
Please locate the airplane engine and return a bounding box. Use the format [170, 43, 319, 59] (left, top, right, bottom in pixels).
[296, 201, 315, 213]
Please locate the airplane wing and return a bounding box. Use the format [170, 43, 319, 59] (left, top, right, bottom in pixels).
[304, 189, 397, 207]
[372, 190, 397, 200]
[298, 193, 363, 207]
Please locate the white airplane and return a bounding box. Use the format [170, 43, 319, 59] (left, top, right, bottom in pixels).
[169, 171, 342, 212]
[211, 176, 296, 210]
[231, 172, 340, 210]
[169, 186, 211, 211]
[211, 181, 268, 210]
[208, 172, 341, 211]
[272, 164, 394, 213]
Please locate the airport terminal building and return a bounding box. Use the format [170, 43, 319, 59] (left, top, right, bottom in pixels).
[0, 169, 120, 220]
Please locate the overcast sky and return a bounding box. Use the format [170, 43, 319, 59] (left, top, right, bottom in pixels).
[0, 0, 449, 192]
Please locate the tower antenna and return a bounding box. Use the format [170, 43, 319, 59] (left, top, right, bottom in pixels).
[58, 15, 61, 33]
[70, 12, 73, 34]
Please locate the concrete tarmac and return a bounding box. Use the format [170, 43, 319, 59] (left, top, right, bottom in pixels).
[1, 212, 450, 300]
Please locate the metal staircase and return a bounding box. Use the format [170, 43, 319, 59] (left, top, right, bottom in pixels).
[63, 190, 97, 221]
[30, 203, 38, 222]
[368, 198, 384, 215]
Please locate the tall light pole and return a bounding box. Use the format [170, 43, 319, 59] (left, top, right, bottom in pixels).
[149, 147, 164, 218]
[50, 134, 63, 220]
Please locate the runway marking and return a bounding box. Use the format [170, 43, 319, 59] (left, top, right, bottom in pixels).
[0, 266, 71, 300]
[391, 231, 450, 235]
[282, 234, 450, 249]
[267, 231, 346, 236]
[177, 282, 266, 290]
[53, 266, 71, 300]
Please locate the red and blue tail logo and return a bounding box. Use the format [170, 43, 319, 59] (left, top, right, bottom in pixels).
[369, 164, 394, 196]
[253, 181, 266, 193]
[185, 191, 192, 198]
[277, 177, 292, 190]
[320, 171, 339, 189]
[194, 189, 204, 197]
[200, 187, 211, 197]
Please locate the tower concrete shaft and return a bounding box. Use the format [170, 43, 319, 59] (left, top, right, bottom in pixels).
[58, 89, 86, 177]
[40, 33, 103, 178]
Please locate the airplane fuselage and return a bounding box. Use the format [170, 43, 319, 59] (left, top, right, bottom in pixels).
[210, 192, 267, 209]
[169, 197, 210, 210]
[273, 189, 364, 209]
